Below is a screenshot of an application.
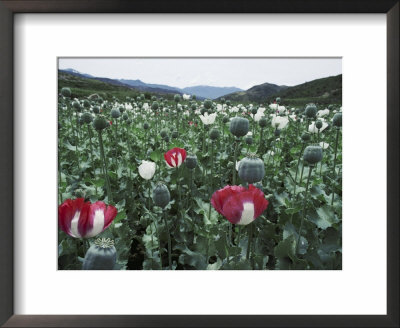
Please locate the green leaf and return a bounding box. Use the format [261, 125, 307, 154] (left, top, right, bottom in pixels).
[150, 150, 162, 162]
[308, 206, 339, 230]
[274, 235, 296, 261]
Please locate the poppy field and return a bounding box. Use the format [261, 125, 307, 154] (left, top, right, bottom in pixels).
[58, 88, 342, 270]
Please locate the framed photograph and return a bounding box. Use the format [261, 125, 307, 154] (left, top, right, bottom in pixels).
[0, 1, 398, 327]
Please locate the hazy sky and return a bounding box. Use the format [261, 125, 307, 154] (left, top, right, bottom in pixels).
[59, 58, 341, 90]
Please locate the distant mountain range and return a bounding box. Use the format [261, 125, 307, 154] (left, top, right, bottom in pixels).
[219, 74, 342, 106]
[60, 68, 242, 99]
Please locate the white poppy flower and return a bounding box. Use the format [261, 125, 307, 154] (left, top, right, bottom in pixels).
[254, 111, 265, 122]
[182, 94, 191, 100]
[271, 115, 289, 129]
[229, 106, 239, 113]
[138, 160, 156, 180]
[309, 121, 329, 133]
[142, 103, 149, 110]
[317, 109, 330, 117]
[278, 106, 287, 114]
[199, 112, 217, 125]
[269, 103, 278, 110]
[319, 142, 330, 149]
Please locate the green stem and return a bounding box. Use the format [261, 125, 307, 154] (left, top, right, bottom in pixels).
[98, 131, 113, 203]
[154, 220, 163, 270]
[246, 224, 253, 261]
[206, 141, 215, 262]
[87, 124, 97, 196]
[331, 128, 340, 205]
[258, 128, 264, 154]
[293, 144, 306, 195]
[163, 211, 172, 270]
[232, 138, 239, 185]
[296, 165, 313, 256]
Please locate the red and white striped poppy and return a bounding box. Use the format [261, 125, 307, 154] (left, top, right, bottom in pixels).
[58, 198, 117, 238]
[211, 184, 268, 225]
[164, 147, 187, 168]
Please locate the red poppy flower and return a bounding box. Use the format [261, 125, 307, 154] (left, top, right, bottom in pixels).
[58, 198, 117, 238]
[211, 185, 268, 225]
[164, 147, 187, 168]
[109, 121, 112, 125]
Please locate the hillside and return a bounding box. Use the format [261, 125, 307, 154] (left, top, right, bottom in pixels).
[182, 86, 242, 99]
[58, 71, 178, 100]
[219, 83, 287, 102]
[266, 74, 342, 106]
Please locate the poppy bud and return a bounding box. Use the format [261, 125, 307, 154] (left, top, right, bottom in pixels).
[315, 120, 323, 129]
[259, 117, 268, 127]
[333, 113, 342, 127]
[305, 104, 317, 118]
[93, 106, 100, 114]
[204, 99, 213, 110]
[174, 94, 181, 103]
[93, 116, 109, 131]
[152, 102, 159, 110]
[210, 128, 220, 140]
[222, 116, 230, 124]
[274, 129, 281, 137]
[172, 131, 178, 139]
[143, 122, 149, 130]
[229, 117, 249, 137]
[303, 145, 323, 164]
[111, 108, 121, 118]
[185, 154, 198, 169]
[301, 133, 311, 142]
[81, 112, 93, 124]
[83, 99, 90, 108]
[122, 113, 128, 121]
[245, 135, 253, 145]
[160, 129, 168, 138]
[251, 107, 258, 115]
[153, 183, 170, 208]
[72, 101, 81, 111]
[61, 87, 71, 98]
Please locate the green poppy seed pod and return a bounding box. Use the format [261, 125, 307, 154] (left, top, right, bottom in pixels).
[303, 145, 323, 164]
[185, 154, 198, 169]
[328, 104, 334, 110]
[200, 108, 206, 115]
[301, 133, 311, 142]
[238, 154, 265, 183]
[160, 129, 168, 138]
[83, 99, 90, 108]
[98, 97, 104, 104]
[122, 113, 128, 121]
[191, 104, 197, 111]
[152, 102, 159, 110]
[153, 183, 170, 208]
[222, 116, 230, 124]
[111, 108, 121, 118]
[143, 122, 149, 130]
[82, 238, 116, 270]
[93, 116, 109, 131]
[245, 135, 253, 145]
[295, 108, 301, 115]
[81, 112, 93, 124]
[172, 131, 178, 139]
[276, 97, 281, 104]
[259, 117, 268, 128]
[164, 135, 170, 143]
[274, 129, 281, 137]
[226, 100, 231, 106]
[140, 94, 145, 100]
[204, 99, 213, 110]
[210, 128, 220, 140]
[174, 94, 181, 103]
[61, 87, 71, 98]
[315, 120, 323, 129]
[119, 106, 125, 113]
[305, 104, 317, 118]
[151, 96, 156, 101]
[72, 101, 81, 111]
[126, 119, 132, 125]
[229, 117, 249, 137]
[93, 106, 100, 114]
[251, 107, 258, 115]
[333, 113, 342, 127]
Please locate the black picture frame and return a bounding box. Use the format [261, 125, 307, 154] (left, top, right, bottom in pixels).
[0, 1, 398, 327]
